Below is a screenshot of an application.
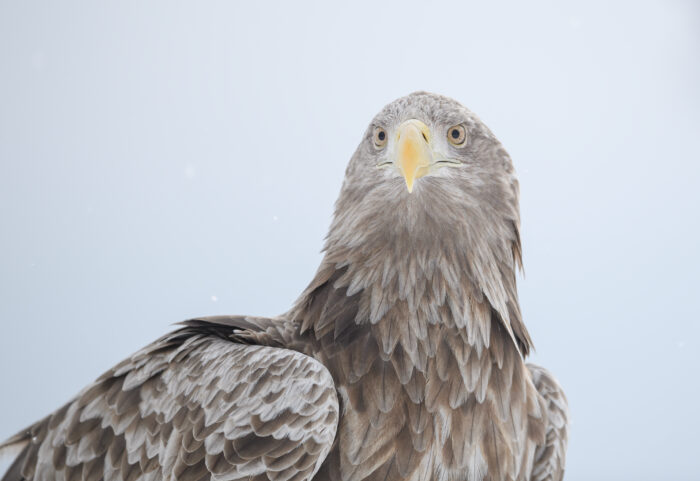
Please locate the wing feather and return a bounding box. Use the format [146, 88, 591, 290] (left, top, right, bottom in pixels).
[527, 364, 569, 481]
[1, 327, 338, 481]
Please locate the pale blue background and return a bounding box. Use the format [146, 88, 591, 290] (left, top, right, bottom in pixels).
[1, 1, 699, 479]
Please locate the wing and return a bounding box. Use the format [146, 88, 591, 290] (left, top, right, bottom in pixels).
[1, 325, 339, 481]
[527, 364, 569, 481]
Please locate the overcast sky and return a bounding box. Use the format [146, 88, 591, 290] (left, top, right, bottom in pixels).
[1, 1, 699, 479]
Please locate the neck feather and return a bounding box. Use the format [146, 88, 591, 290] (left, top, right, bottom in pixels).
[289, 210, 532, 357]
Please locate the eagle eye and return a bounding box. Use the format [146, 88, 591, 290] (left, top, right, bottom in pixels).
[447, 124, 467, 146]
[373, 127, 388, 148]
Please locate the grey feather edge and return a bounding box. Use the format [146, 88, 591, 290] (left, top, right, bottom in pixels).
[1, 326, 339, 481]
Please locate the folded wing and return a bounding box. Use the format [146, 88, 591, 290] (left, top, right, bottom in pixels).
[527, 364, 568, 481]
[1, 326, 339, 481]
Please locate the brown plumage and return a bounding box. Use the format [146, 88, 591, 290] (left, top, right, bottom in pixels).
[0, 92, 568, 481]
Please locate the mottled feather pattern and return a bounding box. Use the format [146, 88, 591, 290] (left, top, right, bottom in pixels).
[527, 366, 568, 481]
[1, 92, 567, 481]
[291, 256, 547, 481]
[2, 329, 338, 481]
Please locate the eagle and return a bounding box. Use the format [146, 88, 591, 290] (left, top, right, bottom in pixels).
[0, 92, 568, 481]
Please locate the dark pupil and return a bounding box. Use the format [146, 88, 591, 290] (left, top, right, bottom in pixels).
[451, 128, 460, 139]
[378, 131, 386, 141]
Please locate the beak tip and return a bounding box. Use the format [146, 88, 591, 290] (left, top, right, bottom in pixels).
[405, 180, 414, 193]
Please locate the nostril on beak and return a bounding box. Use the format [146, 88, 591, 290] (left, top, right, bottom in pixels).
[421, 132, 428, 142]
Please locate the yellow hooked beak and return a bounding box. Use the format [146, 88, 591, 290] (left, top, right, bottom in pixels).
[395, 119, 433, 193]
